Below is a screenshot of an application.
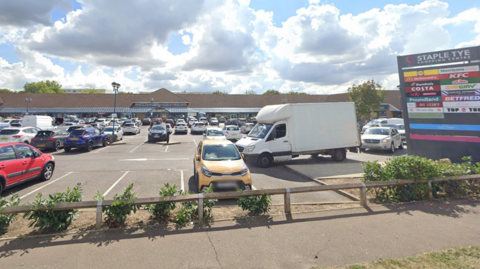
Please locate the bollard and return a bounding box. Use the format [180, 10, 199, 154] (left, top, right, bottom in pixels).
[428, 180, 433, 200]
[96, 200, 103, 229]
[198, 193, 204, 224]
[360, 182, 367, 207]
[284, 188, 291, 214]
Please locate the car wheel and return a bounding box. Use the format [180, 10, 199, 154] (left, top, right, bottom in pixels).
[257, 153, 272, 168]
[0, 181, 4, 196]
[102, 138, 107, 147]
[120, 135, 123, 141]
[390, 143, 395, 153]
[331, 149, 346, 162]
[86, 141, 94, 152]
[399, 142, 404, 149]
[24, 140, 29, 144]
[54, 141, 61, 151]
[40, 162, 54, 181]
[64, 147, 71, 152]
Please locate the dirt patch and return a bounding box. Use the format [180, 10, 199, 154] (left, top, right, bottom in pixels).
[0, 203, 360, 239]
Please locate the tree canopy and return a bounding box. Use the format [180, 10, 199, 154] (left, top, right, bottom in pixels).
[0, 89, 15, 94]
[212, 90, 228, 95]
[21, 80, 65, 94]
[82, 88, 104, 94]
[348, 79, 386, 121]
[262, 89, 281, 95]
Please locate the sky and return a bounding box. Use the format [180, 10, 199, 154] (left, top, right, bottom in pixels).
[0, 0, 479, 94]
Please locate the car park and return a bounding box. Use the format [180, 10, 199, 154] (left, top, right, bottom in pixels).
[193, 139, 252, 192]
[238, 118, 247, 126]
[148, 124, 169, 143]
[123, 122, 141, 135]
[223, 125, 241, 141]
[104, 126, 124, 141]
[361, 127, 403, 153]
[31, 130, 69, 151]
[0, 143, 55, 195]
[191, 122, 207, 134]
[209, 117, 219, 126]
[241, 123, 255, 134]
[0, 127, 40, 144]
[175, 123, 188, 134]
[218, 117, 226, 124]
[203, 128, 227, 140]
[64, 128, 109, 152]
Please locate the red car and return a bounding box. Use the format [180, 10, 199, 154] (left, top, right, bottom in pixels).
[0, 143, 55, 195]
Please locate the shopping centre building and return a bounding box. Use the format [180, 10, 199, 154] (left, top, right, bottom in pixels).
[0, 88, 402, 119]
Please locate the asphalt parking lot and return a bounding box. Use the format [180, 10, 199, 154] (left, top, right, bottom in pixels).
[2, 125, 407, 205]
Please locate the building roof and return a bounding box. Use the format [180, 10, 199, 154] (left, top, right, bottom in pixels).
[182, 94, 328, 108]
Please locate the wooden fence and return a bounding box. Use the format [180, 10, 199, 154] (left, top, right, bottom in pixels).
[1, 174, 479, 229]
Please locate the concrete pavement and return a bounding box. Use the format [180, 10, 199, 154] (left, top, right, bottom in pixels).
[1, 199, 479, 268]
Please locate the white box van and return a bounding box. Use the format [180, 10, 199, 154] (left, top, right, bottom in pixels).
[235, 103, 360, 167]
[21, 116, 56, 131]
[361, 118, 404, 133]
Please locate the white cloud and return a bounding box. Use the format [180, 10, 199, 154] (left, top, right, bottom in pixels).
[182, 35, 191, 45]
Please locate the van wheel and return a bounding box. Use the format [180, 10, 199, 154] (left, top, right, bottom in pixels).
[257, 153, 272, 168]
[390, 143, 395, 154]
[40, 163, 54, 181]
[331, 149, 346, 162]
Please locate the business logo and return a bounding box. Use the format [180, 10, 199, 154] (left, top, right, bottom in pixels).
[408, 107, 443, 113]
[439, 65, 479, 74]
[404, 75, 440, 82]
[443, 95, 480, 102]
[404, 69, 438, 77]
[416, 102, 442, 108]
[444, 107, 480, 113]
[409, 81, 439, 87]
[439, 71, 480, 80]
[452, 79, 468, 84]
[442, 83, 480, 90]
[405, 56, 415, 65]
[442, 90, 480, 96]
[407, 91, 441, 97]
[413, 49, 474, 65]
[407, 96, 442, 102]
[406, 85, 441, 92]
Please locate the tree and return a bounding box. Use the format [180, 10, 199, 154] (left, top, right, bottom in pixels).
[285, 91, 308, 95]
[262, 89, 280, 95]
[118, 91, 134, 94]
[245, 89, 256, 95]
[212, 90, 228, 95]
[348, 79, 386, 121]
[22, 80, 65, 94]
[0, 89, 15, 94]
[82, 87, 103, 94]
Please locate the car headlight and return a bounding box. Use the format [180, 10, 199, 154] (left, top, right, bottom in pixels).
[240, 165, 249, 176]
[202, 165, 212, 177]
[381, 138, 391, 143]
[244, 145, 255, 153]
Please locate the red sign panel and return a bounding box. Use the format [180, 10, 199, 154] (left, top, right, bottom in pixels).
[404, 75, 440, 82]
[439, 71, 480, 80]
[416, 102, 443, 108]
[406, 85, 441, 92]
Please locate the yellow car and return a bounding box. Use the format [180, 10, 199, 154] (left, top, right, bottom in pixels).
[194, 140, 252, 192]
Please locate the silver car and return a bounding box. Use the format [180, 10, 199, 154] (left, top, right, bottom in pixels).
[361, 127, 403, 153]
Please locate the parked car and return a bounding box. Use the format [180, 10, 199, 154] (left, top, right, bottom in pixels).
[199, 117, 208, 125]
[0, 119, 14, 129]
[361, 118, 404, 134]
[361, 127, 403, 153]
[31, 130, 69, 151]
[218, 117, 226, 124]
[223, 125, 241, 141]
[226, 119, 239, 127]
[240, 123, 255, 134]
[193, 139, 251, 192]
[191, 122, 207, 134]
[96, 118, 108, 125]
[56, 122, 76, 131]
[209, 117, 219, 126]
[72, 119, 86, 125]
[165, 119, 175, 128]
[395, 124, 406, 142]
[10, 119, 22, 127]
[0, 127, 40, 144]
[103, 126, 124, 141]
[238, 118, 247, 126]
[64, 128, 109, 152]
[90, 122, 105, 131]
[148, 124, 169, 143]
[188, 117, 197, 127]
[175, 123, 188, 134]
[123, 122, 141, 135]
[203, 128, 227, 140]
[165, 123, 173, 134]
[249, 117, 257, 124]
[0, 143, 55, 195]
[176, 119, 186, 126]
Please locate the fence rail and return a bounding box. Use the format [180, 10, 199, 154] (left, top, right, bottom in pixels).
[1, 174, 479, 229]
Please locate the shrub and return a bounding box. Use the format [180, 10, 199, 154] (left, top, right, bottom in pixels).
[95, 184, 140, 228]
[0, 193, 21, 232]
[237, 190, 271, 216]
[201, 186, 217, 222]
[145, 183, 177, 220]
[24, 183, 82, 231]
[173, 190, 197, 226]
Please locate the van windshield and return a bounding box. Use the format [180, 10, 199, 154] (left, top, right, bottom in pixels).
[248, 124, 272, 139]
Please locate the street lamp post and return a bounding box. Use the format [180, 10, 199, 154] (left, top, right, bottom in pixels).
[111, 82, 121, 142]
[25, 98, 32, 115]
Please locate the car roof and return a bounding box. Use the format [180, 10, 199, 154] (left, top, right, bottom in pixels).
[368, 127, 391, 130]
[0, 142, 35, 147]
[207, 128, 223, 131]
[202, 139, 233, 145]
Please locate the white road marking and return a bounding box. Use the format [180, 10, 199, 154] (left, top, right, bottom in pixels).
[103, 171, 130, 196]
[119, 158, 189, 161]
[165, 146, 169, 152]
[252, 185, 257, 190]
[93, 147, 108, 154]
[130, 142, 145, 153]
[192, 138, 197, 147]
[20, 172, 75, 199]
[180, 170, 185, 191]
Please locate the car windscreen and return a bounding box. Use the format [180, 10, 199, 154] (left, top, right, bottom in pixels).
[195, 123, 204, 127]
[0, 129, 19, 135]
[202, 144, 241, 161]
[125, 123, 134, 127]
[248, 124, 272, 139]
[366, 120, 381, 126]
[396, 125, 405, 130]
[151, 125, 165, 131]
[36, 131, 54, 137]
[71, 130, 86, 136]
[67, 126, 83, 132]
[1, 120, 9, 123]
[206, 130, 224, 136]
[381, 124, 398, 129]
[226, 126, 239, 131]
[104, 127, 116, 132]
[364, 128, 389, 135]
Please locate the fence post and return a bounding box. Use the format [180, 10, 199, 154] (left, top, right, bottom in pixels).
[198, 193, 204, 224]
[428, 180, 433, 200]
[284, 188, 291, 214]
[360, 182, 367, 207]
[96, 200, 103, 229]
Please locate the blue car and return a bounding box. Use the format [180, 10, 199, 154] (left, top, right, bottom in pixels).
[64, 128, 109, 152]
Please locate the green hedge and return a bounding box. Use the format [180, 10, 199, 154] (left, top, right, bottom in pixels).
[362, 156, 480, 203]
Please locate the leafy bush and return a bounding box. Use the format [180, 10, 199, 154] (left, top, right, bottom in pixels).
[24, 183, 82, 231]
[0, 193, 21, 232]
[95, 184, 140, 228]
[145, 183, 177, 220]
[201, 186, 217, 222]
[173, 190, 197, 226]
[237, 190, 271, 216]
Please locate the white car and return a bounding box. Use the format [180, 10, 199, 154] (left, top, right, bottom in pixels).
[174, 123, 188, 134]
[241, 123, 255, 134]
[0, 119, 14, 129]
[203, 128, 227, 140]
[0, 127, 41, 144]
[361, 127, 403, 153]
[362, 118, 404, 133]
[223, 125, 241, 141]
[191, 122, 207, 134]
[176, 119, 186, 126]
[123, 122, 141, 134]
[209, 117, 219, 126]
[199, 117, 208, 125]
[188, 117, 197, 127]
[395, 124, 406, 143]
[104, 126, 124, 141]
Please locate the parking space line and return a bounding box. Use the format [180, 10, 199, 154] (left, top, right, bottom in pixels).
[192, 138, 197, 147]
[165, 146, 169, 152]
[252, 185, 257, 190]
[20, 172, 75, 199]
[180, 170, 184, 191]
[130, 142, 145, 153]
[93, 147, 108, 154]
[103, 171, 130, 196]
